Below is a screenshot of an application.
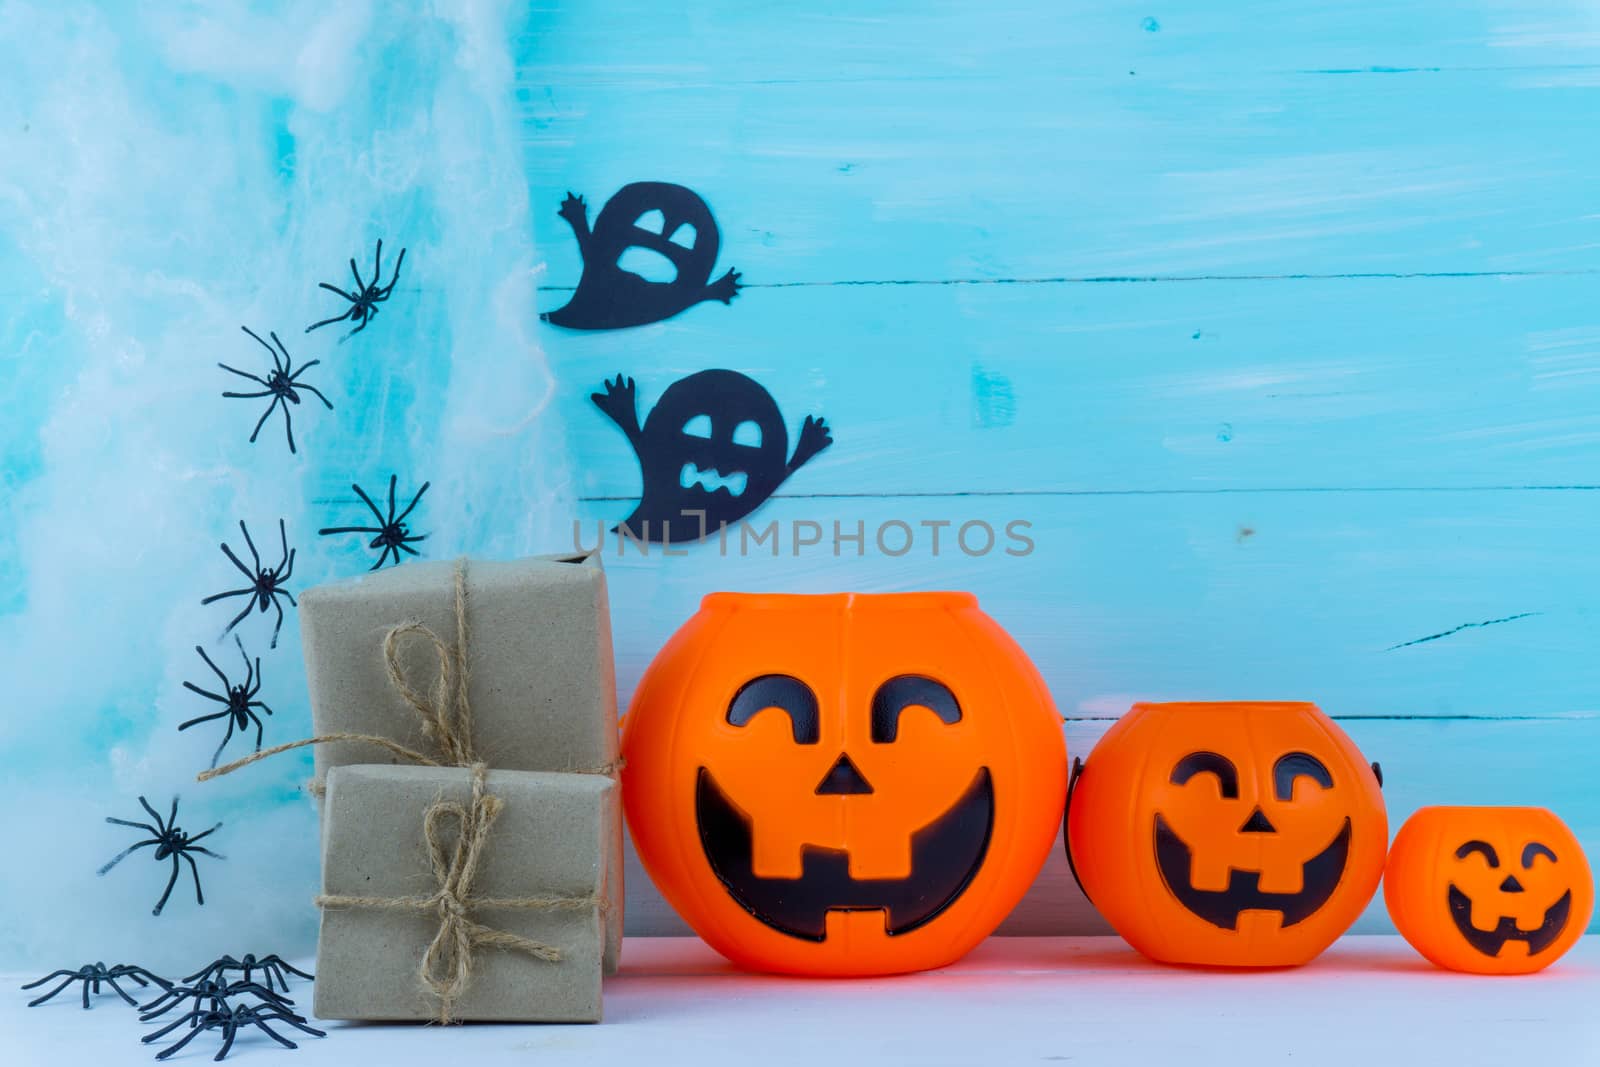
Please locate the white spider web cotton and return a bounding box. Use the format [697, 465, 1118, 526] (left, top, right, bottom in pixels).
[0, 0, 567, 971]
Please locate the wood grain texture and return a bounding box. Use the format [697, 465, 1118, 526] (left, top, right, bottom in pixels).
[516, 2, 1600, 934]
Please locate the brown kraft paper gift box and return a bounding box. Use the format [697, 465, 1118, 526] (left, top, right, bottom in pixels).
[298, 551, 623, 972]
[315, 765, 617, 1022]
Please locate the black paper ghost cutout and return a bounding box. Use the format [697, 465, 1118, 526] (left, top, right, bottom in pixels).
[544, 182, 742, 330]
[592, 371, 832, 544]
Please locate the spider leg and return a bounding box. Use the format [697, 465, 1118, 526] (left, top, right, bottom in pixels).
[250, 1017, 301, 1050]
[240, 325, 279, 361]
[186, 821, 224, 846]
[21, 969, 76, 989]
[269, 332, 291, 372]
[266, 1009, 325, 1036]
[352, 481, 386, 524]
[240, 520, 262, 572]
[236, 636, 252, 684]
[386, 473, 398, 519]
[152, 855, 182, 916]
[277, 519, 291, 570]
[221, 388, 274, 400]
[317, 525, 382, 536]
[25, 975, 78, 1007]
[215, 1018, 240, 1060]
[368, 546, 390, 572]
[295, 381, 334, 410]
[378, 247, 406, 295]
[281, 399, 297, 454]
[106, 817, 161, 834]
[180, 851, 207, 907]
[341, 313, 370, 341]
[200, 585, 251, 607]
[372, 238, 384, 284]
[217, 362, 270, 386]
[248, 395, 283, 444]
[197, 644, 230, 687]
[395, 480, 430, 523]
[249, 700, 275, 716]
[83, 976, 92, 1009]
[149, 1023, 210, 1060]
[218, 542, 255, 581]
[350, 256, 365, 292]
[177, 709, 231, 731]
[220, 597, 254, 637]
[249, 709, 264, 751]
[399, 541, 422, 557]
[143, 795, 170, 832]
[98, 839, 157, 874]
[209, 716, 235, 768]
[181, 682, 229, 705]
[166, 796, 180, 829]
[279, 549, 295, 584]
[102, 975, 138, 1007]
[270, 593, 285, 648]
[275, 958, 314, 981]
[305, 309, 353, 333]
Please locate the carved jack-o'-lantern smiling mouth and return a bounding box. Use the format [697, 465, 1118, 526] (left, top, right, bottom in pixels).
[1153, 749, 1353, 930]
[1155, 815, 1352, 930]
[695, 766, 994, 942]
[693, 672, 995, 942]
[1446, 839, 1572, 957]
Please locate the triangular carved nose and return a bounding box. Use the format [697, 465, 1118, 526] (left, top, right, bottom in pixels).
[815, 753, 874, 795]
[1239, 807, 1276, 834]
[1500, 875, 1525, 893]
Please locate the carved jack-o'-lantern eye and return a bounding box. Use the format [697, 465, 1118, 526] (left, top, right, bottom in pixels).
[870, 675, 962, 743]
[1273, 752, 1333, 800]
[1170, 751, 1239, 797]
[726, 674, 819, 744]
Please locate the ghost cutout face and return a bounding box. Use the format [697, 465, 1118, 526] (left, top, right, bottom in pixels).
[543, 182, 742, 330]
[591, 370, 833, 543]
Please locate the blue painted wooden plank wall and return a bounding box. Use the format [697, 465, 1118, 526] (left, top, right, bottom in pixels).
[515, 2, 1600, 933]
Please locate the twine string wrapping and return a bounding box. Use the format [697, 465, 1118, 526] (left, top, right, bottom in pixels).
[314, 764, 601, 1023]
[197, 560, 612, 1022]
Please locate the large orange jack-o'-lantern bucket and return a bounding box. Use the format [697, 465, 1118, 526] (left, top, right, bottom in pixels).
[1066, 701, 1387, 968]
[621, 592, 1068, 976]
[1385, 806, 1592, 975]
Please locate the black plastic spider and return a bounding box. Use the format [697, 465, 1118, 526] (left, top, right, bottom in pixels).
[201, 519, 296, 649]
[98, 796, 224, 917]
[143, 1002, 325, 1061]
[178, 637, 275, 769]
[219, 326, 333, 455]
[306, 238, 405, 340]
[183, 955, 313, 996]
[22, 962, 171, 1009]
[318, 474, 429, 570]
[140, 978, 293, 1023]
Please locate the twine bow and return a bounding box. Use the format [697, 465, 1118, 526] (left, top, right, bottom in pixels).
[199, 560, 613, 1023]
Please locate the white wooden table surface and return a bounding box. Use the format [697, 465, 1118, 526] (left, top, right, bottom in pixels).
[5, 937, 1596, 1066]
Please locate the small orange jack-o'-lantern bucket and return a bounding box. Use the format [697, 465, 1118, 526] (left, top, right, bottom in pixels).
[621, 592, 1068, 976]
[1385, 806, 1592, 975]
[1066, 701, 1387, 967]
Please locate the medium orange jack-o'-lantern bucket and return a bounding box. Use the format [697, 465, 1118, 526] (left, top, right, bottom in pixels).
[1385, 806, 1592, 975]
[621, 592, 1068, 976]
[1066, 701, 1387, 968]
